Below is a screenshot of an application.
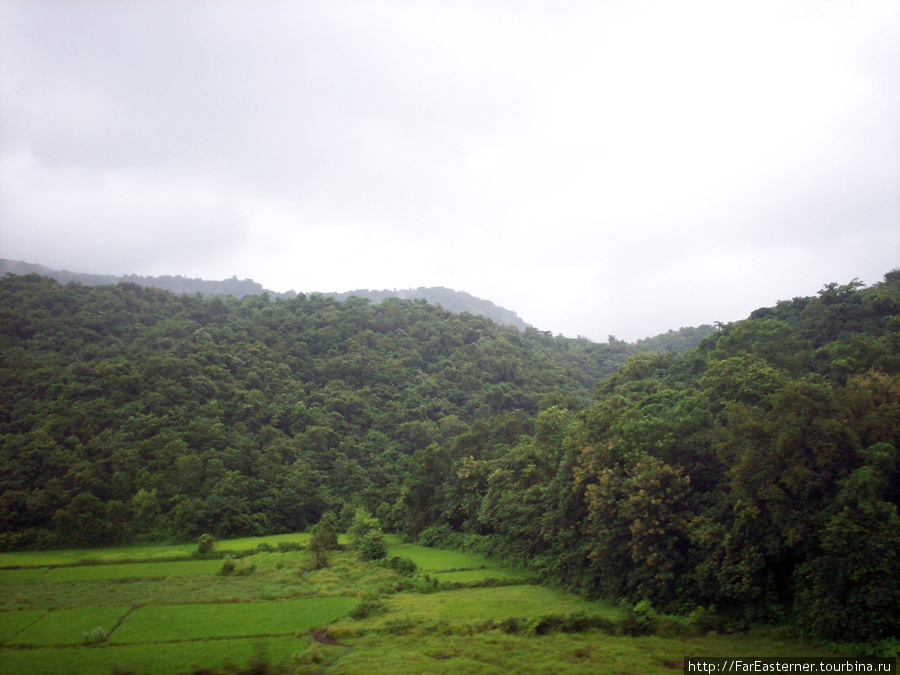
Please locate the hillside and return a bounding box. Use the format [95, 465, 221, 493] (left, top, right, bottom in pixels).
[1, 269, 897, 643]
[0, 273, 638, 546]
[0, 260, 529, 331]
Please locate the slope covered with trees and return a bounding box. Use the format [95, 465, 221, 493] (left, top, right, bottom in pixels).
[0, 274, 647, 549]
[0, 260, 533, 330]
[400, 271, 900, 643]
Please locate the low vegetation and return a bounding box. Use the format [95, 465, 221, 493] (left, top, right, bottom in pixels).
[0, 533, 846, 674]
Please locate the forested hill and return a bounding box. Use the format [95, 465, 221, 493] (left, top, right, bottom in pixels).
[323, 287, 530, 331]
[0, 259, 267, 298]
[0, 273, 645, 547]
[0, 260, 531, 331]
[1, 270, 898, 643]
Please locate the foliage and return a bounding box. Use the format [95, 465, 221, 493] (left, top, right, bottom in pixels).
[349, 595, 388, 620]
[309, 514, 339, 569]
[0, 274, 647, 549]
[348, 508, 380, 550]
[393, 271, 900, 642]
[357, 530, 387, 561]
[81, 626, 106, 645]
[196, 534, 216, 556]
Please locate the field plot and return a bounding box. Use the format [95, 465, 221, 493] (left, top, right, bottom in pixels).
[0, 544, 194, 568]
[0, 567, 46, 585]
[0, 539, 840, 675]
[0, 609, 46, 642]
[0, 532, 309, 570]
[0, 635, 304, 675]
[6, 605, 130, 645]
[327, 628, 835, 675]
[334, 584, 617, 637]
[432, 567, 530, 583]
[110, 596, 356, 643]
[213, 532, 311, 551]
[386, 542, 507, 572]
[43, 559, 222, 583]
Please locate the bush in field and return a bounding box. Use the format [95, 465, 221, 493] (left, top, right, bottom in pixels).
[309, 513, 339, 569]
[358, 530, 387, 561]
[82, 627, 106, 645]
[220, 557, 236, 576]
[310, 516, 339, 551]
[417, 524, 455, 548]
[348, 508, 380, 549]
[350, 596, 388, 620]
[219, 556, 256, 576]
[196, 534, 216, 556]
[383, 555, 417, 576]
[619, 600, 658, 636]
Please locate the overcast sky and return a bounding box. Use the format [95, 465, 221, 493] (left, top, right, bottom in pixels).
[1, 1, 898, 342]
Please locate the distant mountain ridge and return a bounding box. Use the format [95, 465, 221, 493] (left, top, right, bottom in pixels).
[322, 287, 530, 331]
[0, 259, 530, 331]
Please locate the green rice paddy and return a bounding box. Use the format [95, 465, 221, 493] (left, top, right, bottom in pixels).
[109, 597, 355, 643]
[0, 533, 841, 674]
[385, 541, 500, 572]
[7, 605, 131, 646]
[42, 559, 223, 583]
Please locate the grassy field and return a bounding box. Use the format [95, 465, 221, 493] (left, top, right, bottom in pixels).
[0, 534, 843, 674]
[109, 597, 355, 643]
[7, 605, 131, 646]
[0, 533, 312, 569]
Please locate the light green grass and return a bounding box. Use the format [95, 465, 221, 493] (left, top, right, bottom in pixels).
[0, 533, 309, 569]
[110, 596, 355, 643]
[0, 544, 195, 568]
[432, 567, 530, 583]
[0, 609, 46, 642]
[0, 537, 843, 674]
[216, 532, 311, 551]
[386, 585, 611, 623]
[326, 629, 837, 675]
[0, 635, 306, 675]
[333, 584, 618, 638]
[43, 559, 222, 583]
[386, 543, 502, 572]
[6, 605, 130, 645]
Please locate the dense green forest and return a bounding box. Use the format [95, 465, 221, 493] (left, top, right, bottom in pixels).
[1, 270, 898, 644]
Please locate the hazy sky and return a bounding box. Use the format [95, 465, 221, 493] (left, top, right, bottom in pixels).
[1, 1, 898, 341]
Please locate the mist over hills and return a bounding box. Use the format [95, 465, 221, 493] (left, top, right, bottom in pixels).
[0, 259, 533, 332]
[0, 259, 709, 346]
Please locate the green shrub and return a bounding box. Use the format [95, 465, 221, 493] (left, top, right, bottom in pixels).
[350, 596, 388, 620]
[276, 541, 303, 553]
[196, 534, 216, 556]
[218, 556, 254, 576]
[689, 605, 724, 634]
[418, 524, 455, 548]
[219, 557, 236, 576]
[383, 555, 417, 576]
[619, 600, 658, 636]
[82, 626, 106, 646]
[358, 531, 387, 561]
[349, 508, 381, 549]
